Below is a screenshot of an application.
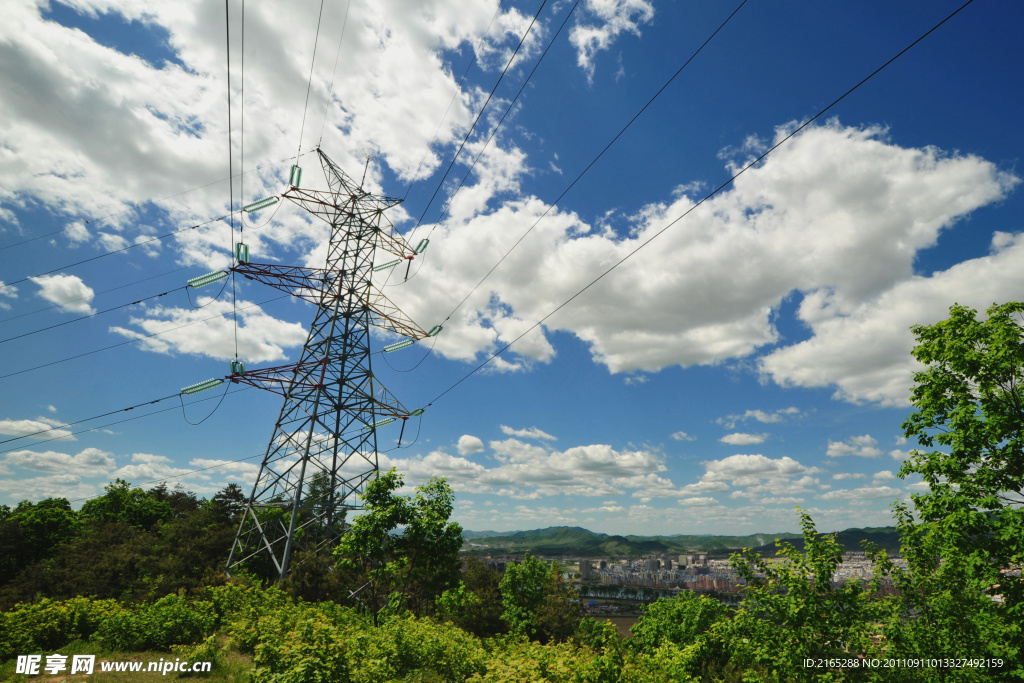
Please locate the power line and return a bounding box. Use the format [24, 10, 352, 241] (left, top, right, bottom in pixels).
[0, 214, 229, 292]
[0, 154, 309, 255]
[437, 0, 749, 315]
[422, 0, 979, 410]
[296, 0, 327, 162]
[317, 0, 353, 147]
[401, 1, 504, 201]
[226, 0, 241, 363]
[0, 286, 184, 346]
[394, 0, 582, 288]
[410, 0, 548, 232]
[0, 294, 289, 382]
[0, 266, 191, 324]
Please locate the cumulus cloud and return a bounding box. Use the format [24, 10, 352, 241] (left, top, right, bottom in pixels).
[716, 407, 803, 429]
[5, 447, 115, 476]
[760, 230, 1024, 405]
[570, 0, 654, 82]
[381, 437, 668, 499]
[817, 485, 904, 501]
[457, 435, 485, 455]
[670, 431, 696, 441]
[832, 472, 867, 480]
[0, 281, 16, 310]
[388, 121, 1017, 398]
[29, 273, 95, 314]
[499, 425, 556, 441]
[0, 418, 74, 441]
[110, 297, 307, 363]
[827, 435, 883, 458]
[720, 432, 768, 446]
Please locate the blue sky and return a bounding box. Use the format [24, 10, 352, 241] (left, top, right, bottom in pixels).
[1, 0, 1022, 535]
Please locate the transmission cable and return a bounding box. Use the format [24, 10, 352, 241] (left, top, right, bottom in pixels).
[401, 1, 503, 200]
[392, 0, 582, 289]
[421, 0, 978, 410]
[296, 0, 328, 162]
[0, 294, 289, 382]
[0, 214, 229, 292]
[316, 0, 353, 147]
[0, 266, 191, 324]
[0, 153, 310, 256]
[432, 0, 748, 313]
[0, 286, 186, 346]
[409, 0, 548, 232]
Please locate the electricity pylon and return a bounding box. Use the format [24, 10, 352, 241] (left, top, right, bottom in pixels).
[224, 149, 434, 580]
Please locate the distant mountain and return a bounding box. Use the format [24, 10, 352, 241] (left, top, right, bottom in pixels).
[461, 525, 900, 557]
[749, 526, 903, 556]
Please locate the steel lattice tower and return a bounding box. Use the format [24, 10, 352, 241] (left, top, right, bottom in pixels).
[225, 149, 431, 580]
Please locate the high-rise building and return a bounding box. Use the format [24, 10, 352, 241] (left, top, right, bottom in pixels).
[662, 557, 673, 571]
[579, 560, 592, 580]
[645, 558, 660, 572]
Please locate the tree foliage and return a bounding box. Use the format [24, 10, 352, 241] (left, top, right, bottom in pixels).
[334, 469, 463, 623]
[895, 301, 1024, 677]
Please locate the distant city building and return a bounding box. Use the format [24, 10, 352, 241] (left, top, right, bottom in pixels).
[580, 560, 592, 580]
[599, 560, 608, 570]
[645, 558, 660, 572]
[662, 557, 673, 571]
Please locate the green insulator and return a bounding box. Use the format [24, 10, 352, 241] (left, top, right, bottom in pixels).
[363, 417, 396, 430]
[373, 259, 401, 272]
[289, 165, 303, 187]
[242, 196, 279, 213]
[409, 408, 425, 417]
[187, 270, 228, 288]
[427, 324, 443, 337]
[383, 339, 414, 353]
[415, 238, 430, 254]
[235, 242, 249, 263]
[181, 378, 224, 395]
[230, 360, 245, 375]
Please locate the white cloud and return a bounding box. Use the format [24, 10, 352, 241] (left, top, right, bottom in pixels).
[890, 449, 914, 462]
[110, 297, 307, 363]
[720, 432, 769, 446]
[389, 121, 1017, 391]
[569, 0, 654, 82]
[832, 472, 867, 480]
[0, 473, 97, 502]
[5, 447, 114, 476]
[457, 435, 485, 455]
[29, 273, 95, 314]
[827, 435, 883, 458]
[0, 418, 74, 441]
[0, 281, 16, 310]
[873, 470, 896, 481]
[760, 230, 1024, 405]
[817, 485, 904, 501]
[499, 425, 556, 441]
[670, 431, 696, 441]
[702, 454, 818, 482]
[381, 437, 667, 499]
[678, 496, 716, 506]
[716, 407, 803, 429]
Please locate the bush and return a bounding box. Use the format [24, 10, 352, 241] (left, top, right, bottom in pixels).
[0, 596, 122, 660]
[93, 594, 217, 651]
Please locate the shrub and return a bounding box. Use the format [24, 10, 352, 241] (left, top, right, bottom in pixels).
[93, 594, 217, 651]
[0, 596, 122, 660]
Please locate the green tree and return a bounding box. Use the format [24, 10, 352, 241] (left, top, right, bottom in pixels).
[629, 591, 726, 655]
[721, 511, 880, 682]
[334, 469, 462, 623]
[894, 301, 1024, 676]
[80, 479, 173, 530]
[499, 554, 582, 643]
[0, 498, 80, 587]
